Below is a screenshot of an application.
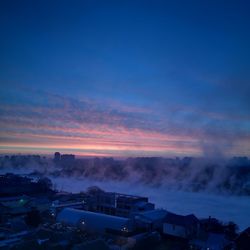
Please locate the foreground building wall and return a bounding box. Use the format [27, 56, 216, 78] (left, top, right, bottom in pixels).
[163, 223, 187, 238]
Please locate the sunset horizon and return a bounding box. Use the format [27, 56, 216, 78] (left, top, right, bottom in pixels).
[1, 1, 250, 158]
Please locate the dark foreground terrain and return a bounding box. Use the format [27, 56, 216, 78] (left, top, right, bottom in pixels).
[0, 172, 249, 249]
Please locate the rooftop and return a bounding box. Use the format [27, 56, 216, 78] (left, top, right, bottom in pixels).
[164, 212, 199, 227]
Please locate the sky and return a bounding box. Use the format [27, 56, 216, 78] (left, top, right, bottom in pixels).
[0, 0, 250, 157]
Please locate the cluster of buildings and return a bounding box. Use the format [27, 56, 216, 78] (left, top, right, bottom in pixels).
[53, 152, 75, 166]
[0, 173, 249, 249]
[0, 174, 53, 197]
[52, 189, 233, 249]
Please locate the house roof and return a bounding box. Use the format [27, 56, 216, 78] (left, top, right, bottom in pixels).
[57, 208, 133, 232]
[141, 209, 168, 220]
[164, 212, 199, 227]
[236, 227, 250, 244]
[241, 227, 250, 235]
[136, 209, 167, 222]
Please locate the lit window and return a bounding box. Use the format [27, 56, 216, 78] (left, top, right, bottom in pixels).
[121, 227, 128, 232]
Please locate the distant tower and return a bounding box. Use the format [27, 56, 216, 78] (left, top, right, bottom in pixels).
[54, 152, 61, 163]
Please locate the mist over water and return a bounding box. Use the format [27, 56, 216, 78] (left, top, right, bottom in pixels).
[51, 176, 250, 231]
[1, 155, 250, 230]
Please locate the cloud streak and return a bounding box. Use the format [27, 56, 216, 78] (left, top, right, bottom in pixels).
[0, 88, 249, 157]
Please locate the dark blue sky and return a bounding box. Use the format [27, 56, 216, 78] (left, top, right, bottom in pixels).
[0, 0, 250, 156]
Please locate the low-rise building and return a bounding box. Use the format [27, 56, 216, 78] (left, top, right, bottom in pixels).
[57, 208, 134, 234]
[85, 190, 155, 218]
[236, 227, 250, 250]
[135, 209, 168, 231]
[163, 212, 200, 239]
[190, 232, 230, 250]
